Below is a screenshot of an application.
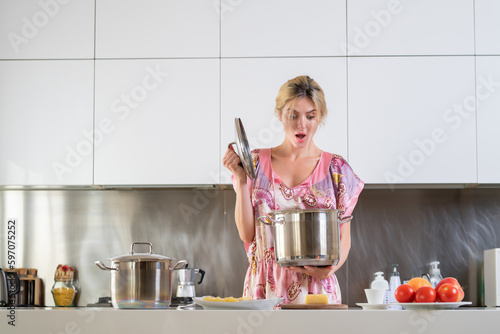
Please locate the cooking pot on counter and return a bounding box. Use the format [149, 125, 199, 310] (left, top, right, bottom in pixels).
[259, 209, 352, 267]
[95, 242, 187, 309]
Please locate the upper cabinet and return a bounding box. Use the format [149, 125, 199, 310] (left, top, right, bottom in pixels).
[220, 57, 347, 184]
[476, 56, 500, 183]
[95, 0, 219, 58]
[346, 0, 474, 56]
[0, 0, 95, 59]
[348, 56, 477, 184]
[0, 60, 94, 185]
[475, 0, 500, 55]
[221, 0, 346, 57]
[94, 59, 219, 186]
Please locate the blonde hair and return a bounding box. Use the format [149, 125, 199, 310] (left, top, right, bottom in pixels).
[275, 75, 327, 125]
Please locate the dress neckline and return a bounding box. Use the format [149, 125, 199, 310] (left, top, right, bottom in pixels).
[265, 148, 325, 189]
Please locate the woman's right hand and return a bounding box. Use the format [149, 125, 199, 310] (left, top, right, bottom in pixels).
[222, 146, 247, 183]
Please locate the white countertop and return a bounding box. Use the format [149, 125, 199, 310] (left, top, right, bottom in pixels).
[1, 306, 500, 334]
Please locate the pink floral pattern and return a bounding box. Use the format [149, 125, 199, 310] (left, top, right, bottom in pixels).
[240, 149, 364, 305]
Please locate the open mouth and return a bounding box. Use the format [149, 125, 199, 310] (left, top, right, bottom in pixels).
[296, 133, 306, 140]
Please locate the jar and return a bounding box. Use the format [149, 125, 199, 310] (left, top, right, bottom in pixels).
[51, 278, 77, 307]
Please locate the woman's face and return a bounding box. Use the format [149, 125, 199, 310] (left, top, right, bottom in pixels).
[280, 97, 319, 149]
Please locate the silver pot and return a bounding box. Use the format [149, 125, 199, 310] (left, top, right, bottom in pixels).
[259, 209, 351, 267]
[95, 242, 187, 309]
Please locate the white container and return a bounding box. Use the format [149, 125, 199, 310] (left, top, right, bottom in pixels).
[389, 264, 401, 304]
[370, 271, 389, 304]
[484, 248, 500, 307]
[364, 289, 386, 304]
[429, 261, 443, 288]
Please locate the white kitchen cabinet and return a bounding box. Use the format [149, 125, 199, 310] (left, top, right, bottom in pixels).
[346, 0, 474, 56]
[95, 0, 219, 58]
[219, 57, 348, 184]
[221, 0, 346, 57]
[94, 59, 219, 185]
[0, 60, 94, 185]
[348, 56, 476, 184]
[475, 0, 500, 55]
[0, 0, 94, 59]
[476, 56, 500, 183]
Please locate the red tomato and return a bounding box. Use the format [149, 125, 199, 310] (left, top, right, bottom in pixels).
[437, 283, 460, 302]
[435, 277, 460, 293]
[395, 284, 415, 303]
[415, 286, 437, 303]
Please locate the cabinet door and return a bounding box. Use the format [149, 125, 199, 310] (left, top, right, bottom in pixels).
[348, 56, 476, 184]
[475, 0, 500, 55]
[221, 0, 346, 57]
[0, 60, 94, 185]
[347, 0, 474, 56]
[95, 0, 219, 58]
[94, 59, 219, 185]
[220, 57, 347, 184]
[476, 56, 500, 183]
[0, 0, 94, 59]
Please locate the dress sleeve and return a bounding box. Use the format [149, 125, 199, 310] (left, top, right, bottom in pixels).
[331, 156, 364, 219]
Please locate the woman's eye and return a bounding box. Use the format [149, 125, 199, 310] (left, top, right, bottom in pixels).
[307, 115, 315, 120]
[288, 114, 297, 119]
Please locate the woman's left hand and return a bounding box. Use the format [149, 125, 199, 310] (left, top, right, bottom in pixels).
[288, 265, 336, 280]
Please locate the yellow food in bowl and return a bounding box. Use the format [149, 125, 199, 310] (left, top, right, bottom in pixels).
[203, 296, 253, 302]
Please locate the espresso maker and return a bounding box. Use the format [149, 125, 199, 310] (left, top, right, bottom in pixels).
[175, 267, 205, 299]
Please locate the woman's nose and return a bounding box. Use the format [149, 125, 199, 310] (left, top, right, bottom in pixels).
[298, 115, 306, 129]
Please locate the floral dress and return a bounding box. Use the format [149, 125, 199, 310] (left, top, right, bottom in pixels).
[236, 148, 364, 304]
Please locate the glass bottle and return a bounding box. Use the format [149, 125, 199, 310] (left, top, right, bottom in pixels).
[51, 265, 77, 307]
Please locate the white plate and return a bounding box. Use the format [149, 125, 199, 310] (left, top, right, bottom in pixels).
[356, 303, 393, 310]
[193, 297, 283, 310]
[397, 301, 472, 310]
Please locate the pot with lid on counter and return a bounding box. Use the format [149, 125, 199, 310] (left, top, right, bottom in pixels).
[96, 242, 187, 309]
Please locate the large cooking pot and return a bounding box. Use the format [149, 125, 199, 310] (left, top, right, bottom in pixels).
[259, 209, 352, 267]
[95, 242, 187, 309]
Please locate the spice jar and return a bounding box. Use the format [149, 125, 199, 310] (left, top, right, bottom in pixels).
[51, 265, 77, 307]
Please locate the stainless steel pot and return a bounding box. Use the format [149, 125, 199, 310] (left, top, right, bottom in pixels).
[95, 242, 187, 309]
[259, 209, 352, 267]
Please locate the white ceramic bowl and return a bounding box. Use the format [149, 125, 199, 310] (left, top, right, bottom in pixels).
[364, 289, 386, 304]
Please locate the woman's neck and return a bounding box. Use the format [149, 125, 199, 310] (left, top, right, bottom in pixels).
[272, 141, 322, 160]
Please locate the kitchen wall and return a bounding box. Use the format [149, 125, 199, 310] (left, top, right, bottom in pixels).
[1, 187, 499, 307]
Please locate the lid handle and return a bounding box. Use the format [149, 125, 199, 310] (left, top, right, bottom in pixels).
[130, 242, 153, 255]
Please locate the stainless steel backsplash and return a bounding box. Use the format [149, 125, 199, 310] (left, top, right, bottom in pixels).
[1, 188, 499, 306]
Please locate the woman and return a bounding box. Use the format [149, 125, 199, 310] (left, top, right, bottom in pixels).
[222, 75, 364, 304]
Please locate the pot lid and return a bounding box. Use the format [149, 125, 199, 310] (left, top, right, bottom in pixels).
[234, 117, 255, 179]
[110, 242, 172, 262]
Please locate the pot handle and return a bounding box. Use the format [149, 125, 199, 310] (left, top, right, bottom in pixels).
[258, 214, 284, 225]
[339, 215, 352, 224]
[130, 242, 153, 255]
[95, 261, 118, 271]
[196, 269, 206, 285]
[173, 260, 188, 271]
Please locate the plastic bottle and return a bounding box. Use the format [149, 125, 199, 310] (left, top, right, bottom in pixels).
[429, 261, 443, 288]
[389, 264, 401, 303]
[371, 271, 390, 304]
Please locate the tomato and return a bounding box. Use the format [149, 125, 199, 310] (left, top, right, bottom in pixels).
[436, 283, 460, 302]
[435, 277, 460, 293]
[395, 284, 415, 303]
[407, 277, 432, 292]
[414, 286, 437, 303]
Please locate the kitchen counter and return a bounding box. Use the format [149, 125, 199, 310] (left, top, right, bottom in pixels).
[1, 307, 500, 333]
